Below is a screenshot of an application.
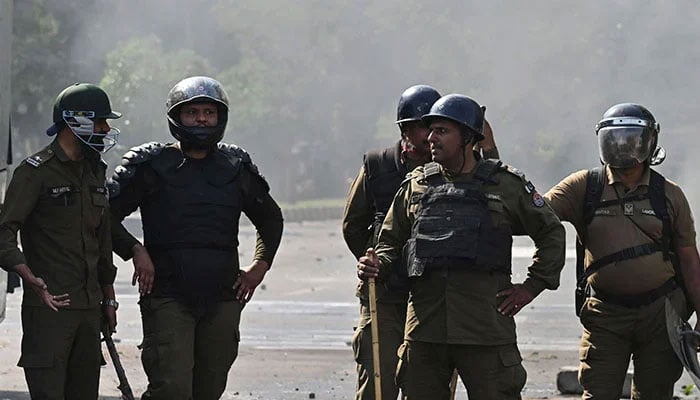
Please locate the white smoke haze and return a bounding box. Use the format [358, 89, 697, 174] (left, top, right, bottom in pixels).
[9, 0, 700, 208]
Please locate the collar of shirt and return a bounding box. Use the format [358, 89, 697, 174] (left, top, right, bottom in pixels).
[50, 138, 74, 163]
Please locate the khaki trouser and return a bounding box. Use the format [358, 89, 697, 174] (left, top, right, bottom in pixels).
[19, 307, 102, 400]
[578, 288, 689, 399]
[139, 297, 244, 400]
[396, 340, 526, 400]
[353, 301, 407, 400]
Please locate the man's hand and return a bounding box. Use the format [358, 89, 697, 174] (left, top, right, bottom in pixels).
[233, 260, 270, 304]
[496, 284, 534, 317]
[132, 244, 155, 295]
[357, 248, 380, 281]
[14, 264, 70, 311]
[102, 304, 118, 334]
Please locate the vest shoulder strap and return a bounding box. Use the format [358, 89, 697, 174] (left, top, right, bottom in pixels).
[25, 146, 55, 168]
[363, 142, 402, 181]
[473, 159, 502, 184]
[583, 166, 605, 226]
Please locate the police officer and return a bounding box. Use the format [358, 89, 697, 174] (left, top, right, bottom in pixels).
[0, 83, 121, 399]
[343, 85, 498, 399]
[544, 103, 700, 399]
[109, 76, 284, 400]
[357, 94, 565, 399]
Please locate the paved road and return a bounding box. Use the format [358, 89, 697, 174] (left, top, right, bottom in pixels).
[0, 220, 698, 399]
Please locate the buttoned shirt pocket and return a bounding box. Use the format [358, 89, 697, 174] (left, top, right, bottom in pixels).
[90, 186, 109, 208]
[84, 186, 108, 230]
[38, 185, 80, 226]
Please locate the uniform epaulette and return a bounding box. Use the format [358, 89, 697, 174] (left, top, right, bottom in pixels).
[501, 162, 542, 205]
[400, 168, 421, 186]
[422, 162, 442, 179]
[25, 147, 55, 168]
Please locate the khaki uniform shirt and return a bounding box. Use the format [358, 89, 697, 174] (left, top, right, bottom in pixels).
[374, 159, 566, 345]
[545, 166, 696, 295]
[0, 140, 115, 309]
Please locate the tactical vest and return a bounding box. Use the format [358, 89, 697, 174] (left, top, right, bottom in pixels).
[363, 141, 410, 292]
[141, 147, 242, 251]
[574, 166, 682, 314]
[112, 142, 255, 310]
[405, 160, 512, 277]
[363, 141, 407, 223]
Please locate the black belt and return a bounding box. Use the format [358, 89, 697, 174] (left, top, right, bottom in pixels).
[591, 278, 677, 308]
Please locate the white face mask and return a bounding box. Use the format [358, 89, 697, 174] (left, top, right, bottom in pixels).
[63, 110, 120, 153]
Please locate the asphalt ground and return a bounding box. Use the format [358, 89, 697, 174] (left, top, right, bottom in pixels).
[0, 219, 698, 399]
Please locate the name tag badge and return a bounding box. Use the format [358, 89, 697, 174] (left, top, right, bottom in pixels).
[624, 202, 634, 216]
[49, 186, 72, 198]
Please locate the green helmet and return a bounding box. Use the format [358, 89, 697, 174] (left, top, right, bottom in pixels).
[49, 83, 121, 153]
[52, 83, 121, 123]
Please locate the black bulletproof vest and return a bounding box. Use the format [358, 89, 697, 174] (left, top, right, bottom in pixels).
[405, 161, 512, 277]
[364, 141, 411, 292]
[141, 147, 244, 309]
[364, 141, 407, 219]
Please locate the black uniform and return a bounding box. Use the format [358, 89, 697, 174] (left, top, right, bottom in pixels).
[109, 142, 283, 400]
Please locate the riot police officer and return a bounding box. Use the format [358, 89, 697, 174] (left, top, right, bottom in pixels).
[109, 76, 284, 400]
[343, 84, 441, 400]
[357, 94, 565, 399]
[545, 103, 700, 399]
[0, 83, 120, 399]
[343, 85, 499, 399]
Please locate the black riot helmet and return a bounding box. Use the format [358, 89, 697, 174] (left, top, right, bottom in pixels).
[396, 85, 442, 128]
[166, 76, 229, 149]
[421, 94, 486, 143]
[595, 103, 664, 168]
[50, 83, 121, 153]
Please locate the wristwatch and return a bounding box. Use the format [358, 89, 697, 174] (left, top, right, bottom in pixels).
[101, 298, 119, 310]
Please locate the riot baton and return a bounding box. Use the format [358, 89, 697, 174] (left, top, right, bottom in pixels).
[368, 276, 383, 400]
[364, 247, 383, 400]
[101, 327, 136, 400]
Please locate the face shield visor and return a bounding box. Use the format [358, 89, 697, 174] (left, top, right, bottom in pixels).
[595, 117, 658, 168]
[63, 110, 120, 153]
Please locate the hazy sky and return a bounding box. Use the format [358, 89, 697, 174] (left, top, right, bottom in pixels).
[8, 0, 700, 204]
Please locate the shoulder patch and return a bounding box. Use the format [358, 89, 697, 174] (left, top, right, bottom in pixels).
[532, 192, 545, 207]
[25, 147, 55, 168]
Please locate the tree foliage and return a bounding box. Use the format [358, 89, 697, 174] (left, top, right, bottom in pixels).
[11, 1, 700, 202]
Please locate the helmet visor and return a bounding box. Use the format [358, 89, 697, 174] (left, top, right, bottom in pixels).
[63, 111, 120, 153]
[597, 126, 654, 168]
